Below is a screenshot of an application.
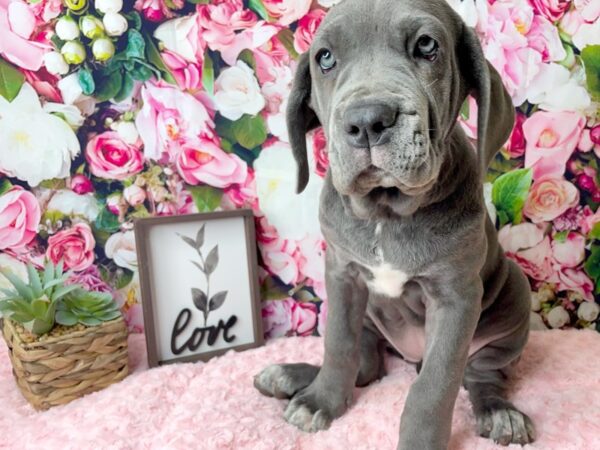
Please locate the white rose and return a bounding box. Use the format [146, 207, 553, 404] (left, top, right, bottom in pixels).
[43, 52, 69, 76]
[43, 102, 85, 129]
[103, 12, 128, 37]
[95, 0, 123, 14]
[105, 231, 138, 271]
[546, 305, 570, 329]
[46, 189, 100, 221]
[113, 121, 139, 144]
[254, 139, 323, 241]
[577, 302, 600, 322]
[214, 61, 266, 121]
[262, 65, 293, 142]
[0, 83, 80, 187]
[526, 63, 591, 112]
[57, 73, 96, 116]
[0, 254, 28, 294]
[55, 16, 80, 41]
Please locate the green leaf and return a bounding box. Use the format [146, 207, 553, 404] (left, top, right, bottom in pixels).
[97, 310, 122, 321]
[585, 245, 600, 283]
[492, 168, 533, 227]
[248, 0, 271, 21]
[124, 11, 142, 30]
[202, 50, 214, 96]
[215, 115, 237, 143]
[126, 29, 145, 59]
[0, 179, 13, 196]
[581, 45, 600, 102]
[232, 114, 268, 150]
[130, 64, 152, 82]
[55, 310, 78, 326]
[0, 269, 33, 300]
[52, 284, 81, 300]
[31, 298, 49, 319]
[94, 207, 121, 233]
[460, 98, 470, 121]
[26, 264, 42, 298]
[43, 260, 55, 288]
[238, 49, 257, 72]
[79, 316, 102, 326]
[78, 67, 96, 96]
[276, 29, 299, 60]
[143, 31, 177, 84]
[553, 230, 568, 243]
[114, 72, 134, 103]
[114, 268, 134, 290]
[0, 57, 25, 101]
[95, 70, 123, 102]
[25, 318, 54, 336]
[188, 185, 223, 212]
[589, 222, 600, 241]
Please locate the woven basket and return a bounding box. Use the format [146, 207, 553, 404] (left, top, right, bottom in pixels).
[1, 317, 129, 410]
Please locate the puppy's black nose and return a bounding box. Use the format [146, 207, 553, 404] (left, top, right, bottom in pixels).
[343, 103, 397, 148]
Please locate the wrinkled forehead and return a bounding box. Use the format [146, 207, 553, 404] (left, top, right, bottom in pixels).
[311, 0, 461, 55]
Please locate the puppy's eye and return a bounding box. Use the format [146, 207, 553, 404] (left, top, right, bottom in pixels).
[316, 49, 336, 73]
[415, 35, 438, 61]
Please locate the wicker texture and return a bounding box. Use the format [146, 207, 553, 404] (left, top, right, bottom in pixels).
[2, 318, 128, 410]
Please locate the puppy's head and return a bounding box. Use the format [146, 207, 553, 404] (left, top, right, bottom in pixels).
[287, 0, 514, 218]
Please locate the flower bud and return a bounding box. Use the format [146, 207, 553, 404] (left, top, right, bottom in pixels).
[102, 12, 128, 37]
[43, 51, 70, 75]
[95, 0, 123, 14]
[547, 305, 570, 329]
[55, 16, 80, 41]
[114, 121, 139, 145]
[578, 302, 600, 322]
[80, 15, 105, 39]
[92, 38, 115, 62]
[70, 175, 95, 195]
[64, 0, 88, 13]
[591, 125, 600, 146]
[106, 193, 124, 215]
[577, 174, 595, 192]
[61, 41, 86, 65]
[123, 185, 146, 207]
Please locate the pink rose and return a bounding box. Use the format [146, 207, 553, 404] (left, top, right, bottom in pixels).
[134, 0, 184, 22]
[253, 34, 293, 84]
[70, 174, 94, 195]
[293, 9, 326, 54]
[498, 223, 553, 280]
[223, 169, 258, 210]
[86, 132, 144, 180]
[580, 206, 600, 235]
[552, 268, 595, 301]
[261, 298, 317, 338]
[136, 82, 215, 161]
[551, 232, 586, 268]
[524, 177, 579, 223]
[526, 15, 566, 62]
[311, 128, 329, 178]
[529, 0, 571, 21]
[0, 186, 40, 250]
[262, 0, 311, 26]
[161, 51, 203, 91]
[46, 223, 95, 271]
[123, 185, 146, 207]
[175, 138, 248, 188]
[574, 0, 600, 22]
[260, 238, 300, 285]
[506, 112, 526, 158]
[523, 111, 585, 179]
[198, 0, 257, 53]
[291, 300, 318, 336]
[0, 0, 49, 71]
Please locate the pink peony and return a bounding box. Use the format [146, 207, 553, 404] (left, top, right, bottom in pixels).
[136, 82, 215, 161]
[552, 268, 595, 301]
[0, 187, 40, 250]
[523, 111, 585, 179]
[123, 185, 146, 207]
[0, 0, 49, 71]
[23, 68, 62, 103]
[551, 232, 586, 268]
[262, 0, 311, 26]
[293, 9, 326, 54]
[523, 176, 580, 223]
[134, 0, 184, 22]
[175, 138, 248, 188]
[311, 128, 329, 178]
[198, 0, 257, 53]
[260, 237, 300, 285]
[223, 169, 258, 210]
[161, 51, 203, 91]
[291, 300, 318, 336]
[85, 132, 144, 180]
[46, 223, 95, 272]
[574, 0, 600, 22]
[498, 222, 553, 280]
[261, 298, 317, 338]
[526, 15, 566, 62]
[529, 0, 571, 21]
[253, 32, 293, 84]
[580, 206, 600, 235]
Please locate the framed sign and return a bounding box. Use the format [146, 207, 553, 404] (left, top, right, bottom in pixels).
[134, 210, 264, 367]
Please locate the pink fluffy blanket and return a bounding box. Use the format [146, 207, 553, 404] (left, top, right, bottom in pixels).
[2, 330, 600, 449]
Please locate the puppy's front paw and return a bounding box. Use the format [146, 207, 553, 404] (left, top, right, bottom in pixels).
[284, 384, 349, 433]
[254, 363, 319, 399]
[477, 405, 535, 446]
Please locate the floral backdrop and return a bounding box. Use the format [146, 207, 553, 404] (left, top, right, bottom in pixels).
[0, 0, 599, 338]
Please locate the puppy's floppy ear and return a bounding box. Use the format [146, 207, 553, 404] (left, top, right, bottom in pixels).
[457, 25, 515, 178]
[286, 52, 321, 193]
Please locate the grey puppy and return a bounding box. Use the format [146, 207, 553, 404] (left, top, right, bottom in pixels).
[254, 0, 535, 448]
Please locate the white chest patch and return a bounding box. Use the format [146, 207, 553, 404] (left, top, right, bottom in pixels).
[367, 263, 409, 298]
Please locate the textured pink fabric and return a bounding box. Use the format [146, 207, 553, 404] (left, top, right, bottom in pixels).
[1, 330, 599, 449]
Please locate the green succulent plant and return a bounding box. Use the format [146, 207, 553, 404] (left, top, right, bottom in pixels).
[0, 260, 80, 336]
[57, 289, 122, 327]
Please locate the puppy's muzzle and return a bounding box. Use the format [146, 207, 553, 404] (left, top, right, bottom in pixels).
[342, 102, 398, 148]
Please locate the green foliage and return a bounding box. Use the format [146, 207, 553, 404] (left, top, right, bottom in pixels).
[492, 168, 533, 226]
[202, 50, 215, 96]
[276, 29, 299, 60]
[248, 0, 271, 21]
[231, 114, 268, 150]
[0, 57, 25, 101]
[585, 245, 600, 295]
[0, 261, 78, 336]
[143, 31, 177, 85]
[57, 289, 122, 327]
[581, 45, 600, 102]
[0, 179, 13, 196]
[188, 185, 223, 212]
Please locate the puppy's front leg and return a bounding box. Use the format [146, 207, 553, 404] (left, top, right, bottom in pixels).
[284, 258, 368, 432]
[398, 274, 482, 450]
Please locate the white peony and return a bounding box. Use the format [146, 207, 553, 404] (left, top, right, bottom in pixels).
[43, 52, 69, 75]
[526, 63, 591, 112]
[214, 61, 266, 121]
[43, 102, 85, 129]
[546, 305, 570, 329]
[0, 254, 28, 293]
[57, 73, 97, 116]
[254, 139, 323, 241]
[105, 231, 138, 271]
[0, 83, 80, 187]
[46, 190, 100, 222]
[577, 302, 600, 322]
